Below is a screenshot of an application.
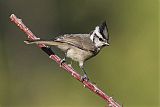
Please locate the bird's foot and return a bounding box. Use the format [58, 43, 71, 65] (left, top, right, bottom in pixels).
[60, 58, 66, 67]
[46, 46, 51, 49]
[68, 61, 73, 67]
[81, 74, 89, 82]
[68, 64, 72, 68]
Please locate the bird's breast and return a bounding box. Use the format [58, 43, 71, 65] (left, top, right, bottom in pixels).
[66, 48, 93, 62]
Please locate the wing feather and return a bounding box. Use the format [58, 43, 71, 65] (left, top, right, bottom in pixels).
[54, 34, 95, 52]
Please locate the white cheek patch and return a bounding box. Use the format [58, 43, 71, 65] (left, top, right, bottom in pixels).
[94, 38, 103, 47]
[90, 33, 94, 42]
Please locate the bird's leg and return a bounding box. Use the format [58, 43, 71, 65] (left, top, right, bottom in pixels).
[46, 45, 51, 49]
[60, 52, 67, 67]
[60, 49, 70, 67]
[79, 62, 89, 81]
[68, 60, 72, 68]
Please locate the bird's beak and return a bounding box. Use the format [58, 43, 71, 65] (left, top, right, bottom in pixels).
[105, 42, 109, 46]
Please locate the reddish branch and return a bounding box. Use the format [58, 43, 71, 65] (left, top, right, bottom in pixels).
[10, 14, 121, 107]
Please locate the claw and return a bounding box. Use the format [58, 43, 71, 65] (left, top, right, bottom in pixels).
[68, 64, 72, 67]
[81, 74, 89, 82]
[60, 58, 65, 67]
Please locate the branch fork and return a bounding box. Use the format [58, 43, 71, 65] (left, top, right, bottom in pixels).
[10, 14, 122, 107]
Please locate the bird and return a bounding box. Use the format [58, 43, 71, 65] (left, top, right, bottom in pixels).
[24, 21, 109, 81]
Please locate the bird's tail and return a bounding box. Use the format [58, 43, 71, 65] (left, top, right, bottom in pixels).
[24, 39, 63, 46]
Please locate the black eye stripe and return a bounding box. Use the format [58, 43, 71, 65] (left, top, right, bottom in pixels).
[94, 33, 104, 41]
[94, 33, 99, 38]
[99, 38, 103, 41]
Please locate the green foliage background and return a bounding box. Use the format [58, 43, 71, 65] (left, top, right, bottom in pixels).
[0, 0, 159, 107]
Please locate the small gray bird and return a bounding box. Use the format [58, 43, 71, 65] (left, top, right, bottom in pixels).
[24, 21, 109, 81]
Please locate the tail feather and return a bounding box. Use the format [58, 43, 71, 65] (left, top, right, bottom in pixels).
[24, 39, 63, 46]
[24, 40, 34, 44]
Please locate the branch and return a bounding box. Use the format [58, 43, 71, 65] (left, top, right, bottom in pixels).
[10, 14, 121, 107]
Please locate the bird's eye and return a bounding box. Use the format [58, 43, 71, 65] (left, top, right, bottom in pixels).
[99, 38, 103, 41]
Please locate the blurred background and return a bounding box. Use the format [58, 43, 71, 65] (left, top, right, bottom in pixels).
[0, 0, 159, 107]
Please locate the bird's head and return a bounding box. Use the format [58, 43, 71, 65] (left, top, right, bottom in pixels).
[90, 21, 109, 49]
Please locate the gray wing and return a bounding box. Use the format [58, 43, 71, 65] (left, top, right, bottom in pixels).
[54, 34, 95, 52]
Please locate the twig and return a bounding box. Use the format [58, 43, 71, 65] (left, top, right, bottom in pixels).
[10, 14, 121, 107]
